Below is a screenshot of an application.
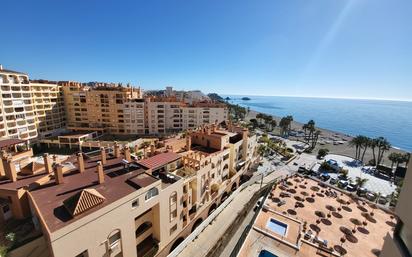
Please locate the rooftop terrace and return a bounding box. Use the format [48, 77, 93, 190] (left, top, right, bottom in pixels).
[239, 175, 396, 257]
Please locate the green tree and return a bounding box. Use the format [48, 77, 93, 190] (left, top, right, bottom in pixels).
[376, 137, 391, 166]
[317, 148, 329, 159]
[349, 135, 364, 160]
[355, 176, 368, 188]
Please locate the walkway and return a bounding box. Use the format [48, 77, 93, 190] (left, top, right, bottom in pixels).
[177, 160, 291, 257]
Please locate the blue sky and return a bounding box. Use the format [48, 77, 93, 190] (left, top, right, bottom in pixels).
[1, 0, 411, 100]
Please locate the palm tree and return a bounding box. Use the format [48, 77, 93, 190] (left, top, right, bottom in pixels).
[370, 138, 379, 165]
[349, 135, 364, 160]
[355, 176, 368, 188]
[270, 120, 277, 131]
[388, 152, 400, 169]
[360, 136, 372, 163]
[376, 137, 391, 166]
[311, 130, 321, 149]
[256, 113, 264, 124]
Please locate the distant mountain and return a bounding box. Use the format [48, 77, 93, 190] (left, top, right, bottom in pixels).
[207, 93, 225, 102]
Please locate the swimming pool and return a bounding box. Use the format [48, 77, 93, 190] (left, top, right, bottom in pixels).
[258, 249, 278, 257]
[266, 218, 288, 236]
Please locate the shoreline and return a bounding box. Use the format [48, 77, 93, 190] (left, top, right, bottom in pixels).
[245, 109, 407, 166]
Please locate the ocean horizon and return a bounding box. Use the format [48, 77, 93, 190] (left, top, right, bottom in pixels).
[223, 94, 412, 152]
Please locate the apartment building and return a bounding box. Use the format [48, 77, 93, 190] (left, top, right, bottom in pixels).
[0, 68, 38, 141]
[381, 164, 412, 257]
[145, 97, 228, 135]
[0, 124, 258, 257]
[63, 83, 227, 136]
[62, 81, 143, 134]
[30, 81, 66, 139]
[0, 67, 66, 142]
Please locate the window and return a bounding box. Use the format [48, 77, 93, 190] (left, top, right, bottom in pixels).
[170, 224, 177, 235]
[135, 222, 152, 237]
[108, 231, 121, 246]
[145, 187, 159, 201]
[170, 191, 178, 221]
[132, 199, 139, 209]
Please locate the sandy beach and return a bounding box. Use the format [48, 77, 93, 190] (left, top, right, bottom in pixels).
[245, 110, 407, 166]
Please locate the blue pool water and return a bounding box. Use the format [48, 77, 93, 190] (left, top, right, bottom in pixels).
[266, 218, 288, 236]
[258, 250, 278, 257]
[224, 95, 412, 152]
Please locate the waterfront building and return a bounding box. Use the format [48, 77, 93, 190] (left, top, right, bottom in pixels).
[0, 124, 258, 257]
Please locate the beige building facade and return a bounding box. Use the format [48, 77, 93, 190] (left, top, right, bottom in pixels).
[0, 67, 66, 143]
[1, 124, 258, 257]
[381, 164, 412, 257]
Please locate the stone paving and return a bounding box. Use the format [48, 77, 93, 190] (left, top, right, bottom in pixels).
[325, 154, 396, 196]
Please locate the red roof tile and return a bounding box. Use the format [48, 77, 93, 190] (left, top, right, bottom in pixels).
[138, 152, 181, 170]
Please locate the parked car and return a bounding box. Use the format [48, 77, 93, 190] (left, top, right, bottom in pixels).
[338, 179, 349, 188]
[346, 184, 357, 192]
[357, 187, 367, 196]
[329, 178, 338, 185]
[298, 166, 307, 173]
[320, 173, 330, 181]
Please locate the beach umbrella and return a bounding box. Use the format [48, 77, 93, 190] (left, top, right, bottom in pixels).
[350, 218, 362, 233]
[311, 186, 320, 192]
[339, 226, 353, 236]
[326, 205, 336, 218]
[294, 195, 304, 202]
[369, 203, 378, 216]
[315, 210, 326, 219]
[336, 197, 347, 211]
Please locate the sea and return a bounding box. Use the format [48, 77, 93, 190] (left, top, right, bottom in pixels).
[223, 95, 412, 152]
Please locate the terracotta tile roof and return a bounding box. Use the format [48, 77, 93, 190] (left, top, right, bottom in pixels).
[138, 152, 181, 170]
[63, 189, 105, 217]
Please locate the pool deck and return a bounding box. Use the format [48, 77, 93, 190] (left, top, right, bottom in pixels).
[238, 175, 396, 257]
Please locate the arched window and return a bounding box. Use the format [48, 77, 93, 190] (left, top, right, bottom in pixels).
[135, 222, 152, 237]
[223, 164, 228, 170]
[108, 229, 121, 248]
[145, 187, 159, 201]
[170, 191, 177, 206]
[170, 191, 178, 221]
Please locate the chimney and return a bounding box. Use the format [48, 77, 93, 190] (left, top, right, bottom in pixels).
[77, 153, 85, 173]
[242, 128, 249, 161]
[52, 155, 58, 163]
[206, 125, 211, 135]
[124, 146, 131, 162]
[3, 157, 17, 182]
[114, 141, 121, 158]
[100, 147, 107, 165]
[43, 153, 52, 174]
[96, 161, 105, 184]
[211, 123, 216, 133]
[186, 134, 192, 151]
[54, 164, 64, 185]
[150, 144, 156, 157]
